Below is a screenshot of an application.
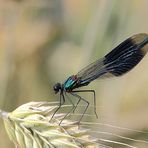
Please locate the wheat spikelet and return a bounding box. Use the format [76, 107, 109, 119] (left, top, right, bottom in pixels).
[1, 101, 100, 148]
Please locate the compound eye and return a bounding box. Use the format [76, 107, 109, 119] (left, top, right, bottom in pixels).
[53, 83, 61, 93]
[54, 85, 58, 91]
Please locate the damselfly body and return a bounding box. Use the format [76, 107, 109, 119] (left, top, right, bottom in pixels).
[52, 33, 148, 124]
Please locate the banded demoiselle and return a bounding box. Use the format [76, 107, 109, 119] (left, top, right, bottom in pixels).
[52, 33, 148, 124]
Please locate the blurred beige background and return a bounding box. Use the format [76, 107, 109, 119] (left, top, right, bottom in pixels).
[0, 0, 148, 147]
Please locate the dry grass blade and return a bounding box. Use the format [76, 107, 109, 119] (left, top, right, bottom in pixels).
[1, 101, 100, 148]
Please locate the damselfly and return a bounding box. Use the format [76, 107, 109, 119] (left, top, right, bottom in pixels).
[52, 33, 148, 124]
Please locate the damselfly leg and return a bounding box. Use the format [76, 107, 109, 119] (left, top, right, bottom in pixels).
[59, 90, 98, 125]
[70, 93, 89, 124]
[58, 93, 76, 125]
[65, 92, 75, 109]
[71, 90, 98, 118]
[50, 92, 65, 120]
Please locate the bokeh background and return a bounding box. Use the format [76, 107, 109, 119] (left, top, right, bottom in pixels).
[0, 0, 148, 147]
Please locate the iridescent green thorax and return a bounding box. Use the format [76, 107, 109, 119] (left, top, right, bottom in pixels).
[63, 75, 79, 91]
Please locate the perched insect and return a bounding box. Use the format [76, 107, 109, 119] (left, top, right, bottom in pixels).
[52, 33, 148, 124]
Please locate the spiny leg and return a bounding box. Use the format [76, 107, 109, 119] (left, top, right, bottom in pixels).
[65, 92, 76, 114]
[65, 92, 75, 109]
[59, 93, 75, 125]
[71, 90, 98, 118]
[59, 92, 81, 125]
[72, 97, 81, 113]
[70, 93, 89, 124]
[50, 92, 65, 121]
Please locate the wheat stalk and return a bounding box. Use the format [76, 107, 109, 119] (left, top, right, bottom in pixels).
[1, 101, 100, 148]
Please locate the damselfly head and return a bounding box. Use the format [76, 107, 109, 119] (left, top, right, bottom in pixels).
[53, 83, 62, 94]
